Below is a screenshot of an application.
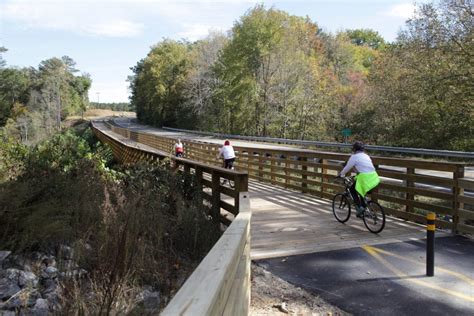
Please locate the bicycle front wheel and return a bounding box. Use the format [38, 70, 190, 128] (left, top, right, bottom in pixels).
[363, 201, 386, 233]
[332, 193, 351, 223]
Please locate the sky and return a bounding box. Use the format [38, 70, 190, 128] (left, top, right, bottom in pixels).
[0, 0, 421, 103]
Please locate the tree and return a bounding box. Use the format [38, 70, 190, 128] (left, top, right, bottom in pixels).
[31, 57, 91, 131]
[129, 40, 191, 127]
[0, 68, 30, 126]
[355, 0, 473, 150]
[0, 47, 7, 68]
[183, 32, 228, 131]
[345, 29, 385, 49]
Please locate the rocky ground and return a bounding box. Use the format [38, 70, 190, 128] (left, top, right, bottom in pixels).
[251, 264, 349, 316]
[0, 248, 160, 316]
[0, 250, 68, 315]
[2, 249, 347, 315]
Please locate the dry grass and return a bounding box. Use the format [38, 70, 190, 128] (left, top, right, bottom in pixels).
[67, 109, 136, 120]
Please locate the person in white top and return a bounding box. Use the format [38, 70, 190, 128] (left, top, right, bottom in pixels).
[174, 139, 184, 157]
[217, 140, 236, 169]
[338, 141, 380, 216]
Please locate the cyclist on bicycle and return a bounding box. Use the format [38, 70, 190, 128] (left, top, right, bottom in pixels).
[217, 140, 235, 169]
[338, 141, 380, 217]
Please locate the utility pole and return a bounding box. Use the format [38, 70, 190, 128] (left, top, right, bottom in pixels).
[96, 92, 100, 104]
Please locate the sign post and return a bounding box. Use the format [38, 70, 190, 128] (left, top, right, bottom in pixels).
[342, 128, 352, 143]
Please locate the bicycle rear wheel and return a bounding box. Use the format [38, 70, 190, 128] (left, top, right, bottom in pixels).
[332, 193, 351, 223]
[363, 201, 386, 233]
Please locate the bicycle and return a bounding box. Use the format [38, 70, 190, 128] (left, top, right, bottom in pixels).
[220, 159, 235, 188]
[332, 176, 386, 234]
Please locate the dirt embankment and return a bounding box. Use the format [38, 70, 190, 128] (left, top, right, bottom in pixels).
[251, 264, 349, 315]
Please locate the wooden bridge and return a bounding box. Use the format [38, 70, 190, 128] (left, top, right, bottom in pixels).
[91, 120, 473, 315]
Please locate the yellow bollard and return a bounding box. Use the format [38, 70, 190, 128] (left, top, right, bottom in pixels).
[426, 213, 436, 276]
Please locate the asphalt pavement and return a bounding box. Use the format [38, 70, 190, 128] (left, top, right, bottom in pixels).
[257, 236, 474, 315]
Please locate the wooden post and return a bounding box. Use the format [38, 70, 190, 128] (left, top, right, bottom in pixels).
[406, 168, 415, 213]
[321, 159, 328, 198]
[234, 174, 249, 214]
[258, 152, 263, 179]
[285, 156, 290, 187]
[452, 166, 465, 234]
[301, 157, 308, 193]
[271, 154, 276, 185]
[371, 163, 380, 203]
[212, 172, 221, 223]
[195, 167, 203, 192]
[246, 152, 251, 176]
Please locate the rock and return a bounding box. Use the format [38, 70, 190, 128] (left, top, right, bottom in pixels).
[0, 251, 11, 264]
[30, 298, 49, 316]
[5, 269, 38, 288]
[41, 267, 58, 279]
[41, 278, 57, 295]
[273, 302, 289, 314]
[1, 255, 26, 270]
[137, 288, 161, 311]
[280, 302, 289, 313]
[0, 310, 16, 316]
[41, 256, 56, 268]
[0, 278, 20, 300]
[3, 295, 22, 310]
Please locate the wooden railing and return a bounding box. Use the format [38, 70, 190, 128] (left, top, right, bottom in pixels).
[162, 195, 251, 315]
[104, 121, 473, 234]
[91, 121, 252, 315]
[92, 121, 249, 226]
[163, 126, 474, 159]
[457, 178, 474, 234]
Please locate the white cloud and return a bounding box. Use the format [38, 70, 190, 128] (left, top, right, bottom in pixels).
[1, 0, 144, 38]
[89, 84, 130, 103]
[385, 3, 416, 19]
[177, 24, 221, 41]
[82, 21, 144, 38]
[0, 0, 265, 39]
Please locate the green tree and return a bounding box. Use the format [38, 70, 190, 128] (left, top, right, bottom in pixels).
[0, 47, 7, 68]
[129, 40, 191, 127]
[0, 68, 30, 126]
[345, 29, 385, 49]
[354, 0, 473, 150]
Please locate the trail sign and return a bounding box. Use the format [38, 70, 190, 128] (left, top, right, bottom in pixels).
[342, 128, 352, 143]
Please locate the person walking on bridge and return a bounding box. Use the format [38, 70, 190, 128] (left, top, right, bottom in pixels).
[338, 141, 380, 217]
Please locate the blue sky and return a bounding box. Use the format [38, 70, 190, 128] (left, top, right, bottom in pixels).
[0, 0, 421, 103]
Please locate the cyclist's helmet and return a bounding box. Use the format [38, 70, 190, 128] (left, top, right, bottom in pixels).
[352, 141, 365, 152]
[224, 140, 230, 146]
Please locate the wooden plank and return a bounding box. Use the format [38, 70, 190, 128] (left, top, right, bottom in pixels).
[458, 178, 474, 190]
[378, 182, 454, 200]
[458, 195, 474, 205]
[458, 209, 474, 221]
[222, 241, 250, 315]
[457, 223, 474, 234]
[162, 212, 250, 316]
[220, 200, 237, 215]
